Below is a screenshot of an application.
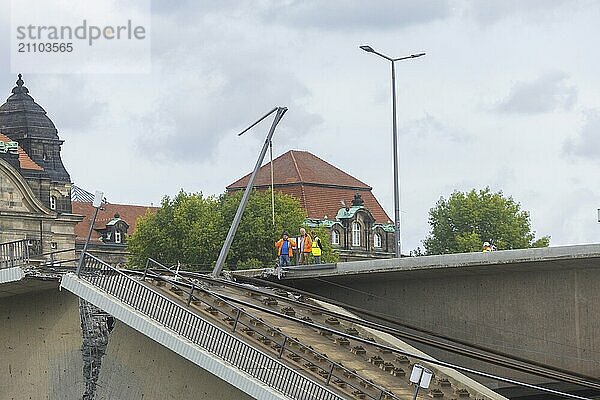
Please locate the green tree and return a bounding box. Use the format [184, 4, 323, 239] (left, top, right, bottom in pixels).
[219, 189, 307, 268]
[127, 191, 223, 269]
[422, 188, 550, 255]
[128, 189, 310, 270]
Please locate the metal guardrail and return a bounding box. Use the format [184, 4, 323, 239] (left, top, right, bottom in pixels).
[0, 239, 41, 269]
[77, 253, 343, 400]
[144, 258, 399, 400]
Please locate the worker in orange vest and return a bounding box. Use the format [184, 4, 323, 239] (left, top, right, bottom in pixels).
[275, 232, 296, 279]
[298, 228, 312, 265]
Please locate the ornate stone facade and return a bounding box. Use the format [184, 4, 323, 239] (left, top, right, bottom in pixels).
[306, 193, 395, 261]
[0, 75, 80, 261]
[0, 74, 72, 213]
[0, 158, 80, 260]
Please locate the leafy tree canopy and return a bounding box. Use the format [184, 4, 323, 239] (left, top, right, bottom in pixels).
[127, 191, 222, 269]
[422, 188, 550, 255]
[219, 189, 307, 268]
[128, 189, 338, 270]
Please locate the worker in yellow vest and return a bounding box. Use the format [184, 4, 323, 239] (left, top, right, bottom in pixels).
[311, 232, 322, 264]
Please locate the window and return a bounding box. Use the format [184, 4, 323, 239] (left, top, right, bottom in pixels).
[374, 233, 382, 248]
[331, 230, 340, 245]
[49, 195, 57, 210]
[115, 230, 122, 244]
[352, 221, 361, 246]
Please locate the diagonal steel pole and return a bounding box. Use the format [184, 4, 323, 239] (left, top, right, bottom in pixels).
[212, 107, 288, 277]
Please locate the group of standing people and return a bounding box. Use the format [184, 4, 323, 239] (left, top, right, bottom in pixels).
[275, 228, 323, 277]
[482, 241, 497, 252]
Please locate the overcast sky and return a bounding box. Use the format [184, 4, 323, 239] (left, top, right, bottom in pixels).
[1, 0, 599, 252]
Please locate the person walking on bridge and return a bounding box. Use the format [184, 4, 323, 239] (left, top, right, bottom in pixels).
[275, 232, 296, 279]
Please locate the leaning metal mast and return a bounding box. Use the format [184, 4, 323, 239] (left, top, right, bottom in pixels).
[212, 107, 288, 277]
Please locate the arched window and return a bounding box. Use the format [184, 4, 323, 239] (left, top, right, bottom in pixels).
[373, 233, 382, 248]
[49, 195, 57, 210]
[352, 221, 361, 246]
[115, 230, 122, 244]
[331, 230, 340, 245]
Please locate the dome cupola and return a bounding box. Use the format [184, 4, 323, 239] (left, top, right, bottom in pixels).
[0, 74, 70, 182]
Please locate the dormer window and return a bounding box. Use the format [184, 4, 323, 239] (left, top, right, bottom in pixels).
[49, 195, 57, 210]
[373, 233, 382, 248]
[115, 230, 122, 244]
[331, 230, 340, 245]
[352, 221, 361, 246]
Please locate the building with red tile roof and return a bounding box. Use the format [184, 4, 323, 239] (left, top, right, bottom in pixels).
[227, 150, 395, 260]
[72, 201, 158, 244]
[70, 185, 159, 265]
[227, 150, 391, 223]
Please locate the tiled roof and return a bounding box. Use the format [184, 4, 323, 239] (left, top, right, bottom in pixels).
[0, 132, 43, 171]
[227, 150, 371, 190]
[301, 185, 391, 223]
[72, 201, 159, 242]
[227, 150, 391, 223]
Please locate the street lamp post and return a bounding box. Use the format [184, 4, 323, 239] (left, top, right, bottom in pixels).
[76, 190, 104, 275]
[360, 45, 425, 258]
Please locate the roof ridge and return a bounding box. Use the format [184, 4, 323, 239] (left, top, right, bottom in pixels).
[289, 150, 303, 181]
[226, 149, 373, 190]
[305, 151, 371, 188]
[289, 151, 308, 206]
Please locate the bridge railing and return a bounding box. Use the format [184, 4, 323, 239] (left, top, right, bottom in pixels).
[77, 253, 344, 400]
[143, 258, 398, 400]
[0, 239, 41, 269]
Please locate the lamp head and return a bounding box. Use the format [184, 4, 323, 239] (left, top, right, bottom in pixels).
[360, 45, 375, 53]
[92, 191, 104, 208]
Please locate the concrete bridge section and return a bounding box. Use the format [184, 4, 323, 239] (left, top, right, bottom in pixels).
[1, 255, 513, 400]
[0, 273, 255, 400]
[278, 244, 600, 390]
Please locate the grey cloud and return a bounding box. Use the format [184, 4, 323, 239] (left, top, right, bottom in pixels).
[150, 0, 242, 17]
[403, 114, 469, 142]
[495, 72, 577, 114]
[133, 7, 323, 163]
[260, 0, 452, 31]
[135, 62, 322, 163]
[461, 0, 575, 25]
[29, 76, 108, 131]
[563, 110, 600, 160]
[0, 2, 105, 132]
[0, 2, 11, 77]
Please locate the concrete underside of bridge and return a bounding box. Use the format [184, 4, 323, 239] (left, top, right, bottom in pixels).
[0, 281, 254, 400]
[279, 245, 600, 391]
